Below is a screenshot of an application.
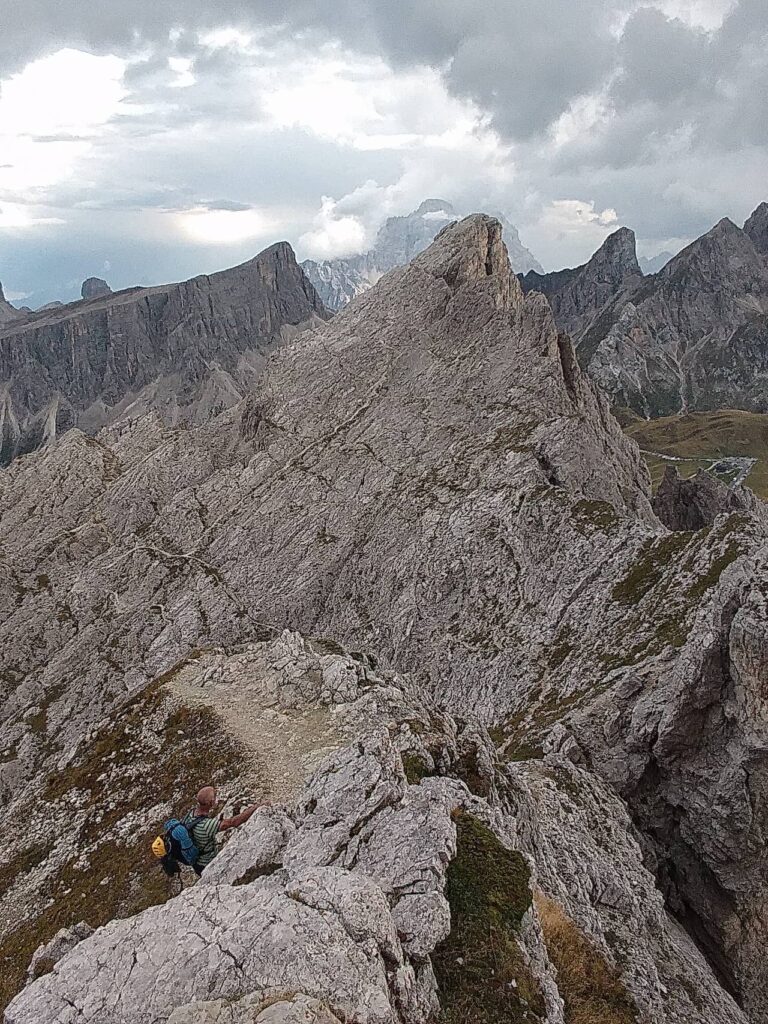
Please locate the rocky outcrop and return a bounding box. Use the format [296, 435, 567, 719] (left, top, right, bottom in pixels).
[4, 633, 748, 1024]
[522, 204, 768, 416]
[0, 282, 23, 327]
[745, 202, 768, 256]
[1, 216, 767, 1019]
[521, 227, 642, 352]
[0, 243, 328, 464]
[302, 200, 543, 311]
[80, 277, 112, 300]
[653, 465, 766, 530]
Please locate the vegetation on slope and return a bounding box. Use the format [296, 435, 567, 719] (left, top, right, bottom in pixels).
[619, 409, 768, 496]
[0, 677, 247, 1012]
[433, 810, 545, 1023]
[538, 895, 638, 1024]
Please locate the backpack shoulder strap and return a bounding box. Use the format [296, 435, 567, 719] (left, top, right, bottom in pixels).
[183, 813, 208, 832]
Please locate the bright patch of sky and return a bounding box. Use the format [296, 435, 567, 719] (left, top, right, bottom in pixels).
[0, 0, 765, 305]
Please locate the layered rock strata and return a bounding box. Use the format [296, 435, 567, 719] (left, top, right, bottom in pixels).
[0, 244, 327, 464]
[0, 216, 766, 1019]
[521, 204, 768, 416]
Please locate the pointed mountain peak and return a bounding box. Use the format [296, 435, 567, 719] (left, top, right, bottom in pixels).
[709, 216, 741, 237]
[413, 214, 519, 307]
[0, 280, 6, 302]
[248, 240, 298, 266]
[744, 201, 768, 256]
[661, 215, 757, 279]
[584, 226, 641, 282]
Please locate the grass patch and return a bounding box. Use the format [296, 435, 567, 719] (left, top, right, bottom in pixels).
[433, 811, 544, 1024]
[611, 533, 693, 606]
[687, 541, 745, 600]
[538, 896, 638, 1024]
[571, 500, 620, 534]
[622, 409, 768, 497]
[0, 681, 246, 1013]
[401, 752, 432, 786]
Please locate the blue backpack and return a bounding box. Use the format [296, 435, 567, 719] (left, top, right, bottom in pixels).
[162, 814, 205, 866]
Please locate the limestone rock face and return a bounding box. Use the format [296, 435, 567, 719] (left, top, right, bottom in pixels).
[521, 227, 642, 348]
[745, 201, 768, 256]
[302, 200, 543, 311]
[4, 635, 748, 1024]
[1, 215, 767, 1021]
[80, 277, 113, 300]
[521, 205, 768, 415]
[653, 465, 766, 530]
[0, 243, 328, 464]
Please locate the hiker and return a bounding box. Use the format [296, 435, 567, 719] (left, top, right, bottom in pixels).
[187, 785, 265, 875]
[153, 785, 268, 890]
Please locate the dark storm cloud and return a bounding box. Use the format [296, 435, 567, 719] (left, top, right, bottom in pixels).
[1, 0, 767, 284]
[0, 0, 617, 140]
[3, 1, 766, 150]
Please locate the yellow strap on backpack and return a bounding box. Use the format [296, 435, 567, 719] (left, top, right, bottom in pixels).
[151, 836, 166, 858]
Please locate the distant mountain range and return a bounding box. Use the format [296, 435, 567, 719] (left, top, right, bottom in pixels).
[0, 246, 327, 465]
[639, 251, 673, 275]
[3, 199, 768, 470]
[302, 199, 544, 310]
[521, 201, 768, 417]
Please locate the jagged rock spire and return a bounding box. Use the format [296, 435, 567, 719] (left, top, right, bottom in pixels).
[744, 201, 768, 256]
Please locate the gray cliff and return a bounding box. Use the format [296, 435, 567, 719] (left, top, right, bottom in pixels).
[521, 204, 768, 416]
[0, 244, 328, 464]
[0, 217, 766, 1021]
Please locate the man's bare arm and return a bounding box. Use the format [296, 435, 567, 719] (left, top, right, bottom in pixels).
[218, 801, 269, 832]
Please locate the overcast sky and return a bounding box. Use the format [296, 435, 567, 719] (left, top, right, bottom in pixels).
[0, 0, 765, 305]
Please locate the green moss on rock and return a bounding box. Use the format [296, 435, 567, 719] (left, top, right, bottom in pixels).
[433, 811, 545, 1023]
[611, 533, 693, 606]
[401, 752, 432, 785]
[687, 541, 744, 600]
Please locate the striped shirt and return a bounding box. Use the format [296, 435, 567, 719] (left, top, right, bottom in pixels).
[187, 814, 220, 867]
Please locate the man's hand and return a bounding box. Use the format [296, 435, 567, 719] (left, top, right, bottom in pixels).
[219, 799, 270, 832]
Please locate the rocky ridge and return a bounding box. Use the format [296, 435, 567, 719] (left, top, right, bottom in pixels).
[302, 200, 543, 311]
[521, 203, 768, 416]
[0, 216, 767, 1019]
[653, 464, 768, 530]
[5, 632, 748, 1024]
[0, 244, 328, 465]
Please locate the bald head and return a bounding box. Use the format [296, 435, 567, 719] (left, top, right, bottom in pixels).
[196, 786, 217, 813]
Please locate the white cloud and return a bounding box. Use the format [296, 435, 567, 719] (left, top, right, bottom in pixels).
[168, 56, 195, 88]
[655, 0, 738, 30]
[0, 48, 126, 137]
[298, 196, 368, 259]
[0, 48, 127, 207]
[528, 200, 620, 266]
[0, 202, 65, 229]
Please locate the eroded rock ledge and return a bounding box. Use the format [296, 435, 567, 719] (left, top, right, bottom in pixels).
[6, 633, 746, 1024]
